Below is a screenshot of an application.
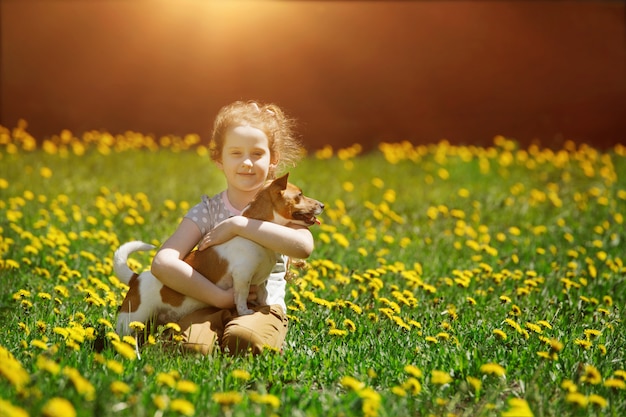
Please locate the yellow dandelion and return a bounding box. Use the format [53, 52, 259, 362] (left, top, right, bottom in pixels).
[63, 367, 95, 400]
[153, 394, 169, 410]
[501, 398, 533, 417]
[40, 167, 53, 179]
[565, 392, 588, 407]
[431, 370, 453, 385]
[604, 378, 626, 389]
[110, 380, 131, 396]
[480, 363, 506, 377]
[249, 392, 280, 408]
[580, 364, 602, 385]
[231, 369, 251, 381]
[614, 370, 626, 380]
[111, 340, 137, 360]
[106, 359, 124, 375]
[493, 329, 507, 340]
[329, 328, 348, 337]
[404, 364, 423, 379]
[574, 339, 592, 349]
[176, 380, 199, 394]
[212, 391, 243, 406]
[156, 372, 177, 388]
[391, 385, 407, 397]
[466, 376, 482, 392]
[588, 394, 607, 408]
[41, 397, 76, 417]
[584, 329, 601, 339]
[170, 398, 195, 416]
[402, 377, 421, 395]
[0, 399, 28, 417]
[129, 321, 145, 332]
[343, 319, 357, 332]
[340, 375, 365, 391]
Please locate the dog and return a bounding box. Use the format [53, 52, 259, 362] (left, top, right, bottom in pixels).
[113, 173, 323, 335]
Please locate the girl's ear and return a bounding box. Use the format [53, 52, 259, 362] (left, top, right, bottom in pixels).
[270, 152, 280, 170]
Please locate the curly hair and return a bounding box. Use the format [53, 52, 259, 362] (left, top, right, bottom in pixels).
[210, 101, 303, 178]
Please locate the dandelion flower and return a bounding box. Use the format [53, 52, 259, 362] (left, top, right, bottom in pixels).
[431, 370, 453, 385]
[501, 398, 533, 417]
[604, 378, 626, 389]
[561, 379, 577, 392]
[249, 392, 280, 408]
[41, 397, 76, 417]
[404, 364, 423, 379]
[110, 381, 131, 396]
[329, 328, 348, 337]
[170, 398, 195, 416]
[176, 380, 199, 394]
[580, 364, 602, 385]
[480, 363, 506, 377]
[466, 376, 482, 392]
[231, 369, 251, 381]
[111, 340, 137, 360]
[212, 391, 243, 406]
[340, 375, 365, 391]
[565, 392, 588, 407]
[493, 329, 507, 340]
[588, 394, 607, 408]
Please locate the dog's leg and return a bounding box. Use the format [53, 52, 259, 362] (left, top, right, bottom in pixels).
[255, 282, 268, 307]
[233, 278, 255, 316]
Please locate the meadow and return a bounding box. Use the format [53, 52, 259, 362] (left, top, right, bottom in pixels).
[1, 122, 625, 417]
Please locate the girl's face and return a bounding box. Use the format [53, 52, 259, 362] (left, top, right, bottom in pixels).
[216, 125, 276, 194]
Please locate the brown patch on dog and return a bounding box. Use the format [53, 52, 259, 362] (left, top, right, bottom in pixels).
[183, 247, 230, 284]
[119, 273, 141, 313]
[160, 285, 186, 307]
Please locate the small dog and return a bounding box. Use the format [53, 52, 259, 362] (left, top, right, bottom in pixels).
[113, 173, 323, 335]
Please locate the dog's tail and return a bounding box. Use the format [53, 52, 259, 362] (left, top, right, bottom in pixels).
[113, 241, 156, 284]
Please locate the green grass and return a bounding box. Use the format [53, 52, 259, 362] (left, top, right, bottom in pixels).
[1, 131, 625, 417]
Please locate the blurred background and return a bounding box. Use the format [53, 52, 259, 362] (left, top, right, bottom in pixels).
[1, 0, 625, 151]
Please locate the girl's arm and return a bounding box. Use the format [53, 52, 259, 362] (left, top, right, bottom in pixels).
[151, 218, 244, 309]
[198, 216, 315, 258]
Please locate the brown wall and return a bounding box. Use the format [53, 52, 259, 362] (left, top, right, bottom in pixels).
[2, 1, 625, 150]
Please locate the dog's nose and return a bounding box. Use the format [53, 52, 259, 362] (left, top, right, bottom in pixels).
[319, 201, 325, 210]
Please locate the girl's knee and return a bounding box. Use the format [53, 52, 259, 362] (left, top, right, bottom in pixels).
[223, 324, 264, 356]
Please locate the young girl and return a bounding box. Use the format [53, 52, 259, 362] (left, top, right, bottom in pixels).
[151, 101, 314, 355]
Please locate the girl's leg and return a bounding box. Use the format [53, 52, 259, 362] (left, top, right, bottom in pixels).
[223, 305, 288, 355]
[177, 307, 227, 355]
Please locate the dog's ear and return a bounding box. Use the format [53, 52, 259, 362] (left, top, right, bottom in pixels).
[273, 173, 289, 190]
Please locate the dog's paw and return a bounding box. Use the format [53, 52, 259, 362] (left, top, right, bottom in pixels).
[237, 307, 255, 316]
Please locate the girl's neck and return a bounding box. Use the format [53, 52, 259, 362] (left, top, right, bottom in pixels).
[225, 188, 261, 212]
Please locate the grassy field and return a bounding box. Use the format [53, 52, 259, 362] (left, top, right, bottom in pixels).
[1, 124, 625, 417]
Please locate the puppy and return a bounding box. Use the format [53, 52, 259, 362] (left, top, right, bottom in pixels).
[113, 173, 323, 335]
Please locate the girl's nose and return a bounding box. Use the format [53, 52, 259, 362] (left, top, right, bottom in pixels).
[242, 158, 253, 167]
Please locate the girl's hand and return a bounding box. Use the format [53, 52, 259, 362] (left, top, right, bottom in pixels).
[198, 216, 246, 251]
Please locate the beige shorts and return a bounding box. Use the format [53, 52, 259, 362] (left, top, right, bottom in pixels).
[177, 304, 288, 356]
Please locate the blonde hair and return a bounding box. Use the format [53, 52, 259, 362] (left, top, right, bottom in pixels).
[210, 101, 303, 178]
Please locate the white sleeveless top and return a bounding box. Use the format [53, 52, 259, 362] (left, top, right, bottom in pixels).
[184, 191, 287, 312]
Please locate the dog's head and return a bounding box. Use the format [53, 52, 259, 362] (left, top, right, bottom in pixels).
[246, 173, 324, 226]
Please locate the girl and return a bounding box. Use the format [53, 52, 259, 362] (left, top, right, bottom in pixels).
[151, 101, 314, 355]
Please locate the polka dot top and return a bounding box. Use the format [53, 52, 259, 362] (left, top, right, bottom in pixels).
[185, 191, 237, 236]
[184, 191, 288, 312]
